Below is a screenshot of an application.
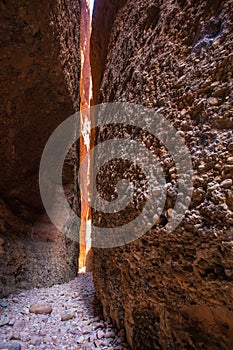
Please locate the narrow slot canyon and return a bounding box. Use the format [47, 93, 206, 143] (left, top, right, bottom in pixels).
[0, 0, 233, 349]
[79, 0, 92, 272]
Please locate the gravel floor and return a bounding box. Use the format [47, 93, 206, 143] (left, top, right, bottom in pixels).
[0, 273, 130, 350]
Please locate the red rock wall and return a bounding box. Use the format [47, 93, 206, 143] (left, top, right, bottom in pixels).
[0, 0, 81, 296]
[90, 0, 127, 105]
[91, 0, 233, 349]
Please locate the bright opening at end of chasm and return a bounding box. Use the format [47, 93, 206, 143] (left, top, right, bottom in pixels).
[90, 0, 95, 16]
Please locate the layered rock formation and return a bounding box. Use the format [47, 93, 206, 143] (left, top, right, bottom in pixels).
[91, 0, 233, 349]
[0, 0, 81, 296]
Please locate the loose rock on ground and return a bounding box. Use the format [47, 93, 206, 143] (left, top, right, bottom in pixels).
[0, 273, 129, 350]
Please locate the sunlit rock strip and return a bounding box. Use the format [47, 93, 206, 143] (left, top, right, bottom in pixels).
[79, 0, 92, 270]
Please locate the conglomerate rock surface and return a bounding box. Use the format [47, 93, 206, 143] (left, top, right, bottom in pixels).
[0, 0, 81, 296]
[91, 0, 233, 349]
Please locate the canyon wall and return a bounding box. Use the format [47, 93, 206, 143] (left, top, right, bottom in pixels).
[91, 0, 233, 349]
[91, 0, 127, 105]
[0, 0, 81, 296]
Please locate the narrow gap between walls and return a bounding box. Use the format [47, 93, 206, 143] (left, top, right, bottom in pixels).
[79, 0, 94, 272]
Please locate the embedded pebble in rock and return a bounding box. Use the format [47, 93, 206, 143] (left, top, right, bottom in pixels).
[0, 273, 129, 350]
[207, 97, 219, 106]
[221, 179, 233, 189]
[227, 143, 233, 152]
[227, 157, 233, 165]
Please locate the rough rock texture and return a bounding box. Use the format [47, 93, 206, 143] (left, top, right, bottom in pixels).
[90, 0, 127, 105]
[91, 0, 233, 349]
[0, 0, 81, 296]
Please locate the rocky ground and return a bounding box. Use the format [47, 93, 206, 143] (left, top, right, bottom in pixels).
[0, 273, 129, 350]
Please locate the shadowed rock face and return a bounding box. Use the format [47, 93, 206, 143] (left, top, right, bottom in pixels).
[90, 0, 127, 105]
[0, 0, 81, 296]
[91, 0, 233, 349]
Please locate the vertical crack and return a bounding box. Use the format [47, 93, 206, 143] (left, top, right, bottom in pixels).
[79, 0, 93, 271]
